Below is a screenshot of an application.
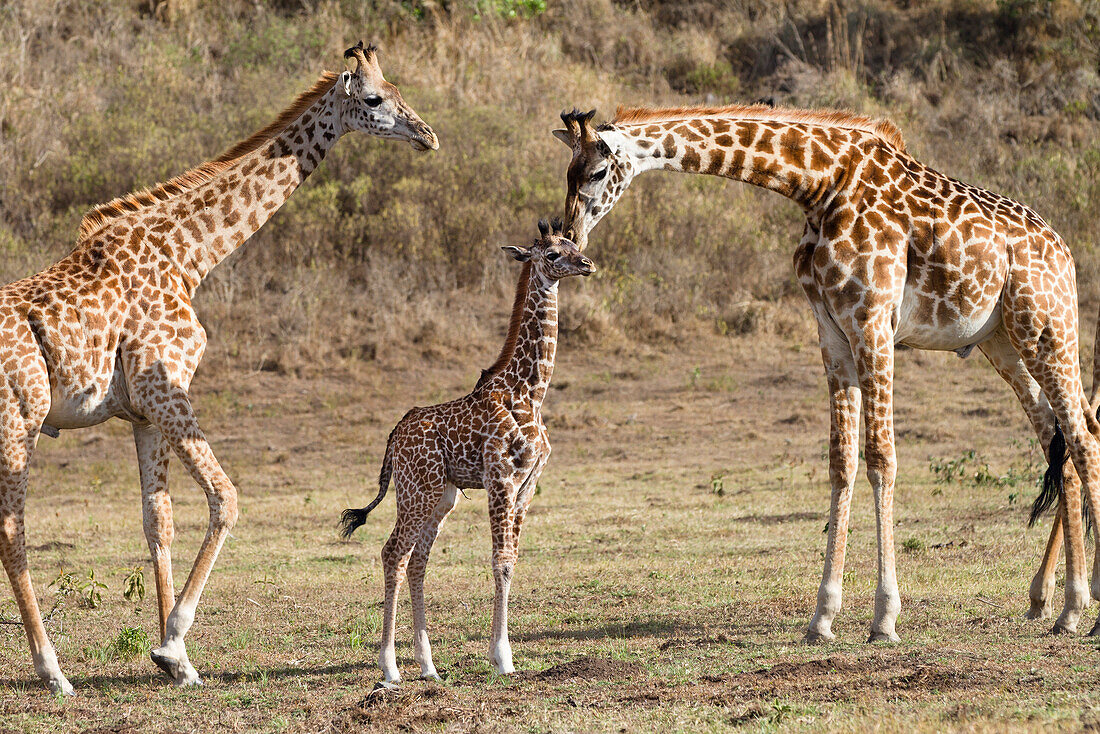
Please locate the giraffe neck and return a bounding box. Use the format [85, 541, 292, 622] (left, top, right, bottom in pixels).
[499, 268, 558, 407]
[152, 85, 344, 292]
[617, 118, 873, 210]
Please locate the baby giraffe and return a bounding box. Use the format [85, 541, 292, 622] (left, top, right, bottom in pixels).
[340, 218, 595, 684]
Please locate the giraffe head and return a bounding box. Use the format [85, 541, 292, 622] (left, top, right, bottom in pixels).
[338, 41, 438, 151]
[552, 109, 635, 250]
[502, 218, 596, 282]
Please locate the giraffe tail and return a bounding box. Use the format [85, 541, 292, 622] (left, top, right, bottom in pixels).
[1029, 420, 1094, 537]
[339, 429, 395, 539]
[1031, 422, 1067, 528]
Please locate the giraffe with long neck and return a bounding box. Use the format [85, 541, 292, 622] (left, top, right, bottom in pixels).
[555, 104, 1100, 640]
[0, 42, 435, 695]
[340, 219, 595, 684]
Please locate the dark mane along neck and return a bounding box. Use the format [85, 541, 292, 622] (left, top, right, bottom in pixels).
[476, 262, 532, 390]
[611, 103, 906, 153]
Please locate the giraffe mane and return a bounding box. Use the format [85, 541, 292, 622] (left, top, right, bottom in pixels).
[475, 262, 532, 391]
[76, 71, 341, 241]
[608, 103, 906, 153]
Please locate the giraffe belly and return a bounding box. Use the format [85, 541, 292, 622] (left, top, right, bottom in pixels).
[44, 362, 135, 430]
[893, 296, 1002, 352]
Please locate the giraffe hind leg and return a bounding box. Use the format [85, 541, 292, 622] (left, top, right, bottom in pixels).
[0, 360, 73, 695]
[134, 422, 176, 639]
[977, 330, 1068, 620]
[407, 482, 458, 682]
[1014, 353, 1092, 632]
[0, 426, 73, 693]
[132, 379, 237, 686]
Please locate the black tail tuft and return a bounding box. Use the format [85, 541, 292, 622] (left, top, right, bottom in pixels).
[1030, 422, 1068, 527]
[339, 507, 369, 539]
[339, 428, 396, 539]
[1085, 486, 1094, 541]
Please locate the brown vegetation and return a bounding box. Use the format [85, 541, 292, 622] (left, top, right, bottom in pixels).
[3, 0, 1099, 377]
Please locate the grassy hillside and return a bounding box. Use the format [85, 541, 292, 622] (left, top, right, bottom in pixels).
[1, 0, 1099, 375]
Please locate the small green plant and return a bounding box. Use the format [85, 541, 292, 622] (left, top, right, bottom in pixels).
[710, 473, 725, 496]
[902, 537, 924, 553]
[79, 570, 108, 609]
[929, 450, 1037, 491]
[83, 626, 151, 662]
[120, 565, 145, 602]
[49, 569, 77, 599]
[109, 627, 150, 659]
[768, 699, 796, 724]
[688, 366, 702, 389]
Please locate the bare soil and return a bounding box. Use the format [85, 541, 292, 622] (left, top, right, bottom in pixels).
[1, 330, 1099, 732]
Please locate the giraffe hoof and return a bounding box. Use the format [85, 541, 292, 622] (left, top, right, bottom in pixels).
[419, 672, 442, 682]
[802, 629, 835, 645]
[370, 680, 400, 696]
[867, 631, 900, 643]
[1050, 622, 1076, 636]
[46, 676, 75, 697]
[1024, 602, 1052, 621]
[150, 648, 201, 686]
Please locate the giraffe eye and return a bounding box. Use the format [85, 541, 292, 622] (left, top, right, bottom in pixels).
[545, 251, 560, 262]
[365, 95, 383, 107]
[590, 168, 607, 182]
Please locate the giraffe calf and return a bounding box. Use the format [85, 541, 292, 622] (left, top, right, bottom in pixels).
[340, 219, 594, 684]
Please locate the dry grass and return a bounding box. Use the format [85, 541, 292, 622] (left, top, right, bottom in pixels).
[3, 0, 1099, 376]
[2, 338, 1100, 731]
[2, 1, 1100, 730]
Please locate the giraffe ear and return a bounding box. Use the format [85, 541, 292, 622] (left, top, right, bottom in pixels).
[339, 70, 353, 97]
[501, 246, 531, 262]
[551, 129, 572, 147]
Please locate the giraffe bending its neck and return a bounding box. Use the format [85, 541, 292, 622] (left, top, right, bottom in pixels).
[0, 42, 435, 696]
[340, 220, 595, 684]
[556, 104, 1100, 640]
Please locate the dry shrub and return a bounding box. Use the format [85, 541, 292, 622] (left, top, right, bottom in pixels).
[2, 0, 1099, 375]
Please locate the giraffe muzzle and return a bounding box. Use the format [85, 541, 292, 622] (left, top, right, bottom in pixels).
[409, 123, 439, 152]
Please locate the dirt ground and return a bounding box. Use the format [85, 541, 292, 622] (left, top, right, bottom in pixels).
[2, 328, 1100, 733]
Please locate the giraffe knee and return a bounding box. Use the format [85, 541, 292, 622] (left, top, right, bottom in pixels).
[209, 487, 238, 529]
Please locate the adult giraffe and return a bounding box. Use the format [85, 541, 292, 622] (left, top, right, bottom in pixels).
[0, 42, 435, 695]
[553, 105, 1100, 641]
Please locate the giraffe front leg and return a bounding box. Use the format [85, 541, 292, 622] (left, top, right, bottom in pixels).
[853, 338, 901, 643]
[805, 332, 860, 643]
[133, 422, 176, 639]
[486, 478, 519, 675]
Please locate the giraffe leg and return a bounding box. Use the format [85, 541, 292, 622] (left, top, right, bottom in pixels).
[407, 482, 458, 682]
[850, 333, 901, 643]
[378, 483, 420, 685]
[135, 394, 237, 686]
[1029, 518, 1064, 620]
[1010, 343, 1092, 634]
[511, 456, 547, 550]
[133, 422, 175, 639]
[486, 476, 519, 675]
[977, 329, 1065, 619]
[0, 426, 72, 696]
[805, 322, 860, 643]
